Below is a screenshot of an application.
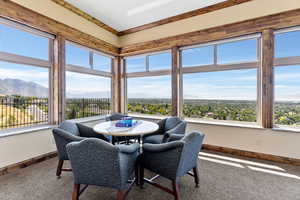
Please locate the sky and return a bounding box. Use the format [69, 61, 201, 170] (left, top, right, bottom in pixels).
[1, 23, 300, 101]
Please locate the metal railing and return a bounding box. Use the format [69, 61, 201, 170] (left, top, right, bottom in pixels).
[65, 98, 111, 120]
[0, 96, 48, 130]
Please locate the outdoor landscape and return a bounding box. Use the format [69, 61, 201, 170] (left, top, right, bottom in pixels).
[1, 78, 300, 130]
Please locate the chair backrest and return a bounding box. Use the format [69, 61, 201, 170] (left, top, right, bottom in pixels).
[59, 121, 80, 136]
[105, 113, 127, 121]
[164, 117, 186, 132]
[66, 138, 123, 189]
[177, 132, 205, 177]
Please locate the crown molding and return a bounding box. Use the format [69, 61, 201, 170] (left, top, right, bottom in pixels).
[51, 0, 119, 35]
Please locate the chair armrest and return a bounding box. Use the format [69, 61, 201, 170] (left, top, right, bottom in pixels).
[77, 123, 109, 142]
[167, 134, 185, 142]
[143, 141, 184, 153]
[117, 143, 140, 154]
[53, 128, 83, 142]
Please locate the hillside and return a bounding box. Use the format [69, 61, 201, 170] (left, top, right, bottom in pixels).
[0, 78, 48, 97]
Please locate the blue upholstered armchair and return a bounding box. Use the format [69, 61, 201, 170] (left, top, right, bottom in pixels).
[143, 117, 187, 144]
[139, 132, 205, 200]
[66, 138, 140, 200]
[52, 121, 109, 177]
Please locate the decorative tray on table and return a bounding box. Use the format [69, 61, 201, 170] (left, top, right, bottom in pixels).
[106, 117, 140, 133]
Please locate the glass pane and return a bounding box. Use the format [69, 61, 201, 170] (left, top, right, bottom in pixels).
[65, 71, 111, 119]
[149, 52, 171, 70]
[274, 66, 300, 129]
[93, 53, 111, 72]
[181, 45, 214, 67]
[217, 39, 258, 64]
[0, 61, 49, 130]
[126, 56, 146, 73]
[275, 31, 300, 58]
[0, 24, 49, 60]
[183, 69, 257, 123]
[127, 76, 171, 116]
[66, 43, 90, 68]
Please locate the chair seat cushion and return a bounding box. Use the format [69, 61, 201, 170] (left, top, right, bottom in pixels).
[143, 135, 164, 144]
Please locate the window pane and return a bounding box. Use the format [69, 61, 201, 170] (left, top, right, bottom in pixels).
[65, 71, 111, 119]
[149, 52, 171, 70]
[126, 56, 146, 72]
[217, 39, 258, 64]
[127, 76, 171, 116]
[274, 66, 300, 129]
[183, 69, 257, 123]
[0, 61, 49, 130]
[93, 53, 111, 72]
[0, 24, 49, 60]
[66, 43, 90, 68]
[275, 31, 300, 58]
[181, 46, 214, 67]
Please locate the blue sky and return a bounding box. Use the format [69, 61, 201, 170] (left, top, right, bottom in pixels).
[1, 23, 300, 101]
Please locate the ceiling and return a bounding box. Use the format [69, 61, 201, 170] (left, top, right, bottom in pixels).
[64, 0, 228, 31]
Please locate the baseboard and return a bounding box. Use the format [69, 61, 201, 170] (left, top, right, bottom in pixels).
[0, 151, 58, 176]
[203, 144, 300, 166]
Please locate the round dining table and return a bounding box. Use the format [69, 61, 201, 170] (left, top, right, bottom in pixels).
[93, 120, 159, 152]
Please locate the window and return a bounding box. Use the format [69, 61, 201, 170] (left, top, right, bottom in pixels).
[181, 45, 214, 67]
[65, 42, 112, 120]
[274, 29, 300, 129]
[0, 19, 52, 130]
[181, 36, 260, 124]
[66, 41, 112, 72]
[125, 51, 171, 73]
[127, 76, 171, 116]
[125, 51, 172, 116]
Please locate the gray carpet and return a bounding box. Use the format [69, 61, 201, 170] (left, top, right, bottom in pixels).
[1, 150, 300, 200]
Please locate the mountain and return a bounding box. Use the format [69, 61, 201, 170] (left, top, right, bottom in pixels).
[0, 78, 48, 97]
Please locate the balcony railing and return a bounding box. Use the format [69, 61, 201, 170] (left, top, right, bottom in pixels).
[65, 98, 111, 120]
[0, 96, 48, 130]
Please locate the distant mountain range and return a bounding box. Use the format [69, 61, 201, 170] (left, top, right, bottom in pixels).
[0, 78, 48, 97]
[0, 78, 110, 98]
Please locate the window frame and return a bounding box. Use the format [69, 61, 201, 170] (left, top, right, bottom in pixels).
[64, 41, 114, 120]
[179, 34, 262, 125]
[273, 26, 300, 129]
[124, 50, 172, 115]
[0, 17, 54, 128]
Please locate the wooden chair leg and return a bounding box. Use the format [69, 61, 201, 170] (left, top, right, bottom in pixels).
[172, 180, 180, 200]
[117, 190, 126, 200]
[139, 165, 144, 189]
[72, 184, 80, 200]
[56, 160, 64, 177]
[193, 166, 200, 188]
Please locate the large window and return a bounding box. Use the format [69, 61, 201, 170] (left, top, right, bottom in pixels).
[65, 42, 112, 119]
[274, 29, 300, 129]
[0, 18, 52, 130]
[181, 36, 260, 124]
[125, 51, 172, 116]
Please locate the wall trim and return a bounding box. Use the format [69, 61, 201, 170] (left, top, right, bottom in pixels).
[118, 0, 253, 36]
[203, 144, 300, 166]
[51, 0, 119, 35]
[0, 151, 58, 176]
[120, 8, 300, 56]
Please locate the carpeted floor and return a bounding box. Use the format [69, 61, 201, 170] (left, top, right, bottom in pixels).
[1, 150, 300, 200]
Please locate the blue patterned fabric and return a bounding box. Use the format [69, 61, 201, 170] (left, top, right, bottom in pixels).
[143, 117, 187, 144]
[52, 121, 108, 160]
[66, 138, 139, 190]
[141, 132, 205, 180]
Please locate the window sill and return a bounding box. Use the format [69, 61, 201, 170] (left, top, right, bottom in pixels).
[0, 124, 56, 139]
[272, 126, 300, 133]
[185, 118, 263, 130]
[68, 115, 106, 124]
[128, 113, 165, 120]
